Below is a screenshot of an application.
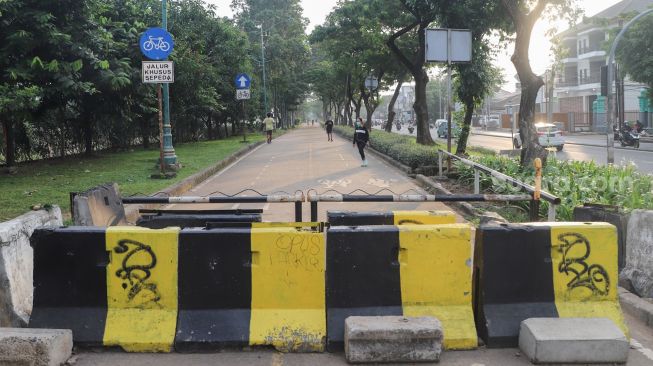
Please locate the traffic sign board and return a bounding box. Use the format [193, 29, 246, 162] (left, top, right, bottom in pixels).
[235, 73, 251, 89]
[140, 28, 174, 60]
[142, 61, 174, 83]
[236, 89, 251, 100]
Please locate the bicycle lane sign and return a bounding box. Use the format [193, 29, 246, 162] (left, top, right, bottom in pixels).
[139, 27, 174, 60]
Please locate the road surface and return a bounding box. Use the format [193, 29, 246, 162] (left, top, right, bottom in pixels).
[74, 126, 653, 365]
[375, 125, 653, 174]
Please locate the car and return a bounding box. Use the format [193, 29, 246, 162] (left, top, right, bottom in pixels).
[434, 119, 448, 130]
[513, 122, 565, 151]
[486, 118, 500, 130]
[437, 121, 459, 138]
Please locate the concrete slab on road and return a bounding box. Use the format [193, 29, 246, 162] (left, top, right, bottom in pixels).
[166, 125, 464, 222]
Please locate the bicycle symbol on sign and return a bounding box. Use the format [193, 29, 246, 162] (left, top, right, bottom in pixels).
[142, 36, 171, 52]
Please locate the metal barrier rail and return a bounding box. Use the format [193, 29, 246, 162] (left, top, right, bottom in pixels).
[122, 191, 305, 222]
[306, 191, 532, 222]
[438, 150, 561, 221]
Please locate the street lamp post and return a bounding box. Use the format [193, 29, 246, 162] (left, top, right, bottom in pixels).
[162, 0, 177, 167]
[606, 8, 653, 164]
[260, 25, 268, 114]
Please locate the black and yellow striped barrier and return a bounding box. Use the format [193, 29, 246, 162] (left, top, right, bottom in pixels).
[31, 225, 325, 353]
[326, 224, 476, 351]
[474, 222, 627, 348]
[327, 210, 456, 226]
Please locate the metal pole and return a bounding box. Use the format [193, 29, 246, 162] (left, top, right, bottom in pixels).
[311, 202, 318, 222]
[438, 150, 443, 177]
[295, 202, 303, 222]
[162, 0, 177, 167]
[261, 26, 268, 114]
[158, 84, 164, 173]
[242, 101, 247, 142]
[607, 8, 653, 164]
[474, 169, 480, 194]
[446, 30, 453, 171]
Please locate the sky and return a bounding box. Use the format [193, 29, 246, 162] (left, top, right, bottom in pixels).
[206, 0, 623, 91]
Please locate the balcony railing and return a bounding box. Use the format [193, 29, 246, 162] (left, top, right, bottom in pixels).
[579, 75, 601, 85]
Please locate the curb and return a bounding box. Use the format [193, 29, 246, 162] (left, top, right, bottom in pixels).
[332, 128, 413, 174]
[124, 140, 265, 222]
[619, 286, 653, 328]
[414, 174, 477, 218]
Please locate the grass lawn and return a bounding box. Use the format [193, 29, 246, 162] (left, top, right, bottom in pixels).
[0, 132, 277, 221]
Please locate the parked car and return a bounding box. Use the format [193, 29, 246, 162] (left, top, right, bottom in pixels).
[433, 119, 448, 130]
[513, 122, 565, 151]
[437, 121, 460, 138]
[485, 118, 500, 130]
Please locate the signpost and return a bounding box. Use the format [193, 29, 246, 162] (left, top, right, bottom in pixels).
[235, 73, 252, 142]
[425, 28, 472, 170]
[140, 21, 176, 174]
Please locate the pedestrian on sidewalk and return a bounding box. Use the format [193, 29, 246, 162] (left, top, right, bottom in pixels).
[325, 119, 334, 142]
[353, 117, 370, 167]
[263, 113, 275, 144]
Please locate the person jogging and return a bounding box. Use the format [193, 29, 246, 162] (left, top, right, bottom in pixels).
[353, 117, 369, 167]
[263, 113, 275, 144]
[325, 119, 334, 142]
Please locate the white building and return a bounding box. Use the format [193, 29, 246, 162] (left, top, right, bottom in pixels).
[553, 0, 651, 131]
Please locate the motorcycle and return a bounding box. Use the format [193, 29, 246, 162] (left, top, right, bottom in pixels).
[620, 129, 640, 148]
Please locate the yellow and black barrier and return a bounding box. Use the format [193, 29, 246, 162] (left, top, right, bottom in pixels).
[326, 224, 476, 351]
[474, 222, 627, 348]
[30, 225, 325, 353]
[327, 210, 456, 226]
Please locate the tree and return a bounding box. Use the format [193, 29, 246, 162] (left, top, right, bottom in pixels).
[616, 14, 653, 102]
[500, 0, 579, 166]
[386, 0, 437, 145]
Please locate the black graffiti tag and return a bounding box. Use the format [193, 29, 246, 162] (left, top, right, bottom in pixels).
[273, 234, 321, 271]
[557, 232, 610, 296]
[397, 219, 424, 225]
[113, 239, 162, 307]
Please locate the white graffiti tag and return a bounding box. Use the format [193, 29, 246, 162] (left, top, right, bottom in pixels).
[318, 179, 352, 189]
[367, 178, 396, 188]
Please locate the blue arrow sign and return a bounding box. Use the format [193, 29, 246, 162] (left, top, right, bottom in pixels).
[140, 28, 174, 60]
[235, 73, 251, 89]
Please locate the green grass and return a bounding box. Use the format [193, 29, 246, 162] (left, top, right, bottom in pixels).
[0, 132, 277, 221]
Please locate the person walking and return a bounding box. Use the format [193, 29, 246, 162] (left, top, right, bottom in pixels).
[325, 119, 334, 142]
[353, 117, 369, 167]
[263, 113, 275, 144]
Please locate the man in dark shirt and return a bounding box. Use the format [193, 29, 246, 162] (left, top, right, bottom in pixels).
[353, 118, 369, 167]
[325, 119, 334, 142]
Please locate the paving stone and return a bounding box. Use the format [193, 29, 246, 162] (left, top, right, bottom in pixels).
[0, 328, 72, 366]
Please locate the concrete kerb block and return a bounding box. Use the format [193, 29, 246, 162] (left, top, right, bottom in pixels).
[518, 318, 629, 364]
[345, 316, 443, 364]
[0, 207, 63, 327]
[621, 209, 653, 298]
[619, 287, 653, 328]
[0, 328, 72, 366]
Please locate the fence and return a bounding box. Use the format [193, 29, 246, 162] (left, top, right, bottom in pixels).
[438, 150, 561, 221]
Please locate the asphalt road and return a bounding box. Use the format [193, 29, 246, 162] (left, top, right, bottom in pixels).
[74, 126, 653, 365]
[376, 125, 653, 174]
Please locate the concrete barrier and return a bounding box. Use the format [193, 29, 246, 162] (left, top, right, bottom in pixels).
[474, 222, 627, 348]
[0, 207, 62, 327]
[176, 227, 325, 352]
[30, 225, 325, 353]
[327, 211, 456, 226]
[326, 224, 476, 351]
[73, 183, 127, 226]
[621, 210, 653, 298]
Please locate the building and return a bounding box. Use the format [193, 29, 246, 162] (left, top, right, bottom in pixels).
[553, 0, 652, 131]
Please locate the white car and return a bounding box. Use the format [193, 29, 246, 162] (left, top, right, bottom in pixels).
[514, 122, 565, 151]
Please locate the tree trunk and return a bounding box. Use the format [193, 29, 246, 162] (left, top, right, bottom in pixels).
[456, 98, 475, 155]
[206, 112, 213, 140]
[84, 118, 93, 155]
[386, 80, 404, 132]
[2, 120, 15, 167]
[504, 0, 548, 167]
[414, 68, 434, 145]
[141, 118, 150, 149]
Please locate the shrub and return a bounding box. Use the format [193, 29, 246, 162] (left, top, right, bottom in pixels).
[333, 125, 443, 169]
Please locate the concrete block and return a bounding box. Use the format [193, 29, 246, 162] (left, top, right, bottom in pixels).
[622, 209, 653, 298]
[345, 316, 442, 363]
[519, 318, 628, 364]
[73, 183, 127, 226]
[0, 207, 62, 327]
[0, 328, 72, 366]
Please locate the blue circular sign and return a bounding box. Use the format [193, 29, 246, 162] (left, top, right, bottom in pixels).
[140, 28, 174, 60]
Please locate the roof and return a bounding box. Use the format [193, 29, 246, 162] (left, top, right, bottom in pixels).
[557, 0, 653, 38]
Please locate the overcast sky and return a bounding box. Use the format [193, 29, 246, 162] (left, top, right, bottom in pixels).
[205, 0, 622, 91]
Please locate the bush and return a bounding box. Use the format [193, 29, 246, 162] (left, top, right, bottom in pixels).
[455, 154, 653, 221]
[333, 125, 443, 169]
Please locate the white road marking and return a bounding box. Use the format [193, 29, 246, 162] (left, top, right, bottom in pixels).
[631, 339, 653, 361]
[318, 179, 352, 189]
[250, 182, 256, 186]
[338, 154, 344, 161]
[263, 203, 270, 211]
[231, 204, 240, 209]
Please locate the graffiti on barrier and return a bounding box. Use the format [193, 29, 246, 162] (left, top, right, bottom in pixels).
[557, 232, 610, 296]
[272, 234, 321, 272]
[113, 239, 162, 307]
